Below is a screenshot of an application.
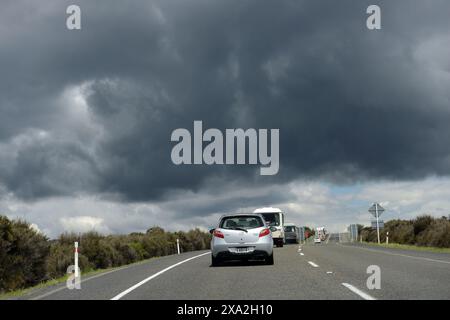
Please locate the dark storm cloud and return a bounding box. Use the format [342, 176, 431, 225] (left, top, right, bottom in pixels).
[1, 0, 450, 202]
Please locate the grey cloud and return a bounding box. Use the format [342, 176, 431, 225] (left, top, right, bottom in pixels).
[1, 0, 450, 203]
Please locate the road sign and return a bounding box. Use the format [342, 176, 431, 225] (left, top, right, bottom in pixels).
[369, 203, 385, 217]
[371, 220, 384, 229]
[299, 227, 306, 242]
[348, 224, 359, 242]
[369, 203, 385, 244]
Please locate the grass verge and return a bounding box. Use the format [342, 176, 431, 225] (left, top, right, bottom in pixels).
[362, 241, 450, 254]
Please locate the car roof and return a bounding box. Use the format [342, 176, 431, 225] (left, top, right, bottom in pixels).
[218, 213, 266, 221]
[284, 223, 296, 226]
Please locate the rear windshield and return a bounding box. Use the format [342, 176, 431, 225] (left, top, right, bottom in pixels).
[220, 216, 264, 229]
[261, 212, 281, 226]
[285, 226, 296, 232]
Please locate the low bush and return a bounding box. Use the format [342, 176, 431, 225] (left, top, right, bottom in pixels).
[361, 215, 450, 248]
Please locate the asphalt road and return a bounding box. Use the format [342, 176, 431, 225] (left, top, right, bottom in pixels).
[18, 240, 450, 300]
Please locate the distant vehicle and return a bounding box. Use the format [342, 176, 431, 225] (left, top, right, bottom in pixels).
[284, 223, 300, 244]
[316, 227, 327, 241]
[314, 237, 322, 244]
[253, 207, 285, 247]
[210, 213, 274, 266]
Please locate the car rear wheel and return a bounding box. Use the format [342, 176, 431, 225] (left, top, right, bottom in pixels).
[211, 255, 221, 267]
[266, 253, 274, 265]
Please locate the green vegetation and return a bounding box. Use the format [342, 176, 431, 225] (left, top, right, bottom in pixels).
[360, 215, 450, 248]
[0, 215, 211, 294]
[0, 275, 66, 300]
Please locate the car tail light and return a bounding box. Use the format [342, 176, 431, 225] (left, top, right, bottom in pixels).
[213, 229, 224, 238]
[259, 228, 270, 237]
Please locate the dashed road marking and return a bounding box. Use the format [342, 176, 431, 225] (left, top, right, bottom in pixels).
[308, 261, 319, 268]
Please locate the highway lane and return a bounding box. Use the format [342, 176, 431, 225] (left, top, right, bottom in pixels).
[119, 244, 356, 300]
[19, 242, 450, 300]
[302, 242, 450, 300]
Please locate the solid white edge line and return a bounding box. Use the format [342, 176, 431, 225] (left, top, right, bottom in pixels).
[342, 283, 376, 300]
[308, 261, 319, 267]
[111, 252, 210, 300]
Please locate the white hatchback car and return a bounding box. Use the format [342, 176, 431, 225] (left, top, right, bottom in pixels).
[210, 213, 274, 266]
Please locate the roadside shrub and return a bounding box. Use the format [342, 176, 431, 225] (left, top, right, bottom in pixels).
[416, 218, 450, 247]
[413, 215, 433, 237]
[363, 216, 450, 248]
[0, 216, 50, 291]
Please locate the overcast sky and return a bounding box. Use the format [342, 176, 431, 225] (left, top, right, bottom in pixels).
[1, 0, 450, 237]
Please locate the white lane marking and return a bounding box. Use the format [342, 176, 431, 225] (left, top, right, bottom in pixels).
[341, 244, 450, 265]
[326, 271, 333, 274]
[111, 252, 210, 300]
[342, 283, 376, 300]
[300, 253, 305, 256]
[308, 261, 319, 267]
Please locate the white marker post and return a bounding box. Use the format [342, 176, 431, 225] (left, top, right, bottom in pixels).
[176, 238, 180, 255]
[386, 231, 389, 245]
[74, 242, 79, 278]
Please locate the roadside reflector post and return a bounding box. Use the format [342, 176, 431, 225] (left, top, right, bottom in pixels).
[176, 238, 180, 255]
[74, 241, 79, 278]
[386, 231, 389, 245]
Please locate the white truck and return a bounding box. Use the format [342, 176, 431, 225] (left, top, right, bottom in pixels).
[253, 207, 285, 247]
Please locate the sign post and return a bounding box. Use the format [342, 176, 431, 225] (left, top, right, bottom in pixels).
[369, 203, 385, 244]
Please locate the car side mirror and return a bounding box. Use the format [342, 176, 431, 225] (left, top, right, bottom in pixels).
[209, 228, 215, 234]
[270, 226, 277, 232]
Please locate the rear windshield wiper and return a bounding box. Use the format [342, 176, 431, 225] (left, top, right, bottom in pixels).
[230, 227, 248, 233]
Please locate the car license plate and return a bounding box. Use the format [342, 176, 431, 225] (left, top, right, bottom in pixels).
[236, 247, 248, 253]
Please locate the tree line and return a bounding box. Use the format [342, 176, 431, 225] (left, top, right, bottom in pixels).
[359, 215, 450, 247]
[0, 215, 211, 293]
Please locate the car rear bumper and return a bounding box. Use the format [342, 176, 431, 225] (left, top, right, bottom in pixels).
[211, 241, 273, 259]
[215, 249, 271, 260]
